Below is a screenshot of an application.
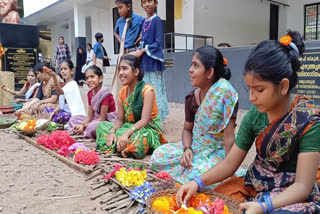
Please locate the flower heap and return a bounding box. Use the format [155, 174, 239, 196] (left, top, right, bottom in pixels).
[19, 119, 37, 132]
[74, 149, 100, 165]
[116, 167, 147, 187]
[152, 193, 233, 214]
[37, 130, 75, 153]
[130, 181, 156, 205]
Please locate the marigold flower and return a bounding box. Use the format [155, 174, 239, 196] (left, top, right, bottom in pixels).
[280, 35, 292, 46]
[223, 57, 228, 66]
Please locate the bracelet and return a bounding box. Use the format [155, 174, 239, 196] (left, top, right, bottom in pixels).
[191, 176, 204, 192]
[263, 195, 274, 212]
[183, 147, 193, 153]
[257, 198, 267, 214]
[81, 124, 87, 130]
[130, 126, 137, 132]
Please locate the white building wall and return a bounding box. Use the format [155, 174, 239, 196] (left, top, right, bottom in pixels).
[193, 0, 289, 47]
[175, 0, 195, 50]
[23, 0, 60, 17]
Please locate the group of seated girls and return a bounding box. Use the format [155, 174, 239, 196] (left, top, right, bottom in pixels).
[4, 30, 320, 213]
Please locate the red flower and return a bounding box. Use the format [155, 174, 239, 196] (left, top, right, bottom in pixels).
[74, 150, 100, 165]
[104, 164, 123, 180]
[57, 145, 69, 157]
[155, 171, 172, 181]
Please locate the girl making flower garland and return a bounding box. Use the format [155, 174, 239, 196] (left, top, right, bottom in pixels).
[44, 60, 86, 125]
[68, 65, 117, 138]
[176, 31, 320, 214]
[16, 62, 64, 115]
[151, 46, 241, 189]
[134, 0, 169, 122]
[96, 55, 167, 159]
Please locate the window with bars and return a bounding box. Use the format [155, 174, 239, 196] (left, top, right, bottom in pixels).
[305, 3, 320, 41]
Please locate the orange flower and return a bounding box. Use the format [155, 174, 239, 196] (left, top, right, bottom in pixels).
[223, 57, 228, 66]
[280, 35, 292, 46]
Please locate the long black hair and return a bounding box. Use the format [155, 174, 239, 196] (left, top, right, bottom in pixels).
[244, 30, 304, 91]
[33, 62, 55, 73]
[194, 46, 231, 84]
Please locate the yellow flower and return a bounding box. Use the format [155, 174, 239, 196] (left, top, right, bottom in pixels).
[115, 168, 146, 187]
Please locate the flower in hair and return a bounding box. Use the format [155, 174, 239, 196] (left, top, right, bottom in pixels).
[280, 35, 292, 46]
[223, 57, 228, 66]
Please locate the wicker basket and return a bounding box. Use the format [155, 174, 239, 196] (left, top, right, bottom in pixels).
[33, 112, 53, 131]
[21, 129, 37, 136]
[146, 189, 240, 214]
[35, 119, 51, 131]
[0, 114, 17, 129]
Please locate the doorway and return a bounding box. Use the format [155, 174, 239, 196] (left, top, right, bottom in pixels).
[164, 0, 174, 50]
[270, 4, 279, 40]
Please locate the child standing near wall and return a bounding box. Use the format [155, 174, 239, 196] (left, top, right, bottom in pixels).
[135, 0, 169, 121]
[112, 0, 144, 98]
[93, 33, 111, 73]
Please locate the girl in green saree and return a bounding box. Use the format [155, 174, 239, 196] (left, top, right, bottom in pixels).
[96, 55, 167, 159]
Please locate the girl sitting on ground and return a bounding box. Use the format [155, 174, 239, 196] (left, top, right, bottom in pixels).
[45, 60, 87, 125]
[2, 69, 40, 111]
[151, 46, 240, 188]
[68, 65, 117, 138]
[96, 55, 167, 159]
[16, 62, 64, 115]
[176, 31, 320, 214]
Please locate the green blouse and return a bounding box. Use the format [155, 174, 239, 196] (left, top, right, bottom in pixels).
[236, 105, 320, 172]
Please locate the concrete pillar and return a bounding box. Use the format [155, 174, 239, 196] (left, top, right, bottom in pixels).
[74, 6, 86, 51]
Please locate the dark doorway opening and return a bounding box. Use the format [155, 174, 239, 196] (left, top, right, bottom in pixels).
[270, 4, 279, 40]
[163, 0, 174, 51]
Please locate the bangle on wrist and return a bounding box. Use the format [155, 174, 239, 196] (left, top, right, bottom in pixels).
[257, 199, 268, 214]
[183, 146, 193, 153]
[191, 176, 204, 192]
[263, 195, 274, 212]
[81, 124, 87, 130]
[130, 126, 137, 132]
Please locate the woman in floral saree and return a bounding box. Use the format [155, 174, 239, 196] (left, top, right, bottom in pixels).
[176, 31, 320, 214]
[151, 46, 240, 189]
[17, 62, 64, 115]
[96, 55, 167, 159]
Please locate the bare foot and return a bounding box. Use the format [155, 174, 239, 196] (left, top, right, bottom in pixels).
[121, 150, 128, 158]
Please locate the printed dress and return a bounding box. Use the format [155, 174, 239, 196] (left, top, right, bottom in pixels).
[96, 82, 167, 159]
[140, 14, 169, 121]
[215, 95, 320, 213]
[151, 78, 238, 189]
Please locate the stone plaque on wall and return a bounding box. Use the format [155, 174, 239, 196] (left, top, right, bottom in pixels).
[294, 49, 320, 106]
[3, 47, 38, 89]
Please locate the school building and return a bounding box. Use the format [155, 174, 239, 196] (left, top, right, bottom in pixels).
[22, 0, 320, 108]
[22, 0, 320, 63]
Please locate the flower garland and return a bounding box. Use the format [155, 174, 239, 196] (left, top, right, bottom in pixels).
[151, 193, 232, 214]
[152, 196, 177, 214]
[116, 167, 147, 187]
